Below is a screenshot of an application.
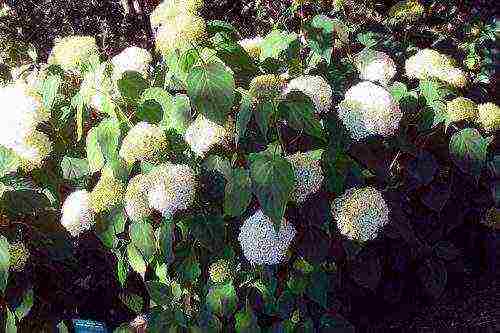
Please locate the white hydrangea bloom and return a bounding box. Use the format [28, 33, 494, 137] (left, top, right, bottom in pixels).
[119, 122, 168, 165]
[184, 114, 229, 157]
[238, 36, 264, 60]
[286, 151, 324, 203]
[61, 190, 96, 237]
[337, 81, 402, 141]
[150, 0, 204, 29]
[405, 48, 467, 88]
[284, 75, 333, 113]
[0, 81, 46, 151]
[125, 173, 153, 222]
[147, 163, 197, 217]
[154, 14, 206, 55]
[111, 46, 152, 81]
[47, 36, 99, 76]
[355, 50, 396, 85]
[477, 102, 500, 134]
[238, 210, 296, 265]
[14, 130, 52, 171]
[332, 186, 390, 242]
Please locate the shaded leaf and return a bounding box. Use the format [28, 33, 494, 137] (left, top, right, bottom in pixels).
[0, 235, 9, 293]
[224, 168, 252, 217]
[449, 128, 492, 178]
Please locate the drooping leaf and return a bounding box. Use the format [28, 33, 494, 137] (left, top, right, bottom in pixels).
[60, 156, 90, 180]
[0, 146, 20, 178]
[117, 70, 148, 104]
[260, 30, 298, 62]
[224, 168, 252, 218]
[449, 128, 492, 178]
[187, 61, 235, 125]
[41, 73, 62, 111]
[15, 288, 34, 320]
[86, 119, 120, 173]
[278, 91, 325, 140]
[236, 88, 253, 146]
[249, 152, 295, 227]
[0, 235, 10, 293]
[126, 243, 147, 280]
[158, 218, 174, 264]
[129, 221, 156, 264]
[206, 281, 238, 317]
[254, 100, 274, 139]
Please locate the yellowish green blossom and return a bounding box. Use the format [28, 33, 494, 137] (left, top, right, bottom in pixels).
[155, 14, 207, 55]
[89, 167, 125, 214]
[9, 241, 30, 272]
[119, 122, 168, 165]
[208, 259, 231, 284]
[445, 97, 478, 123]
[125, 173, 153, 222]
[286, 151, 324, 203]
[476, 102, 500, 134]
[249, 74, 286, 100]
[47, 36, 100, 75]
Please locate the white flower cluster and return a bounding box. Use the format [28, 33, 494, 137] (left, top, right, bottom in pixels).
[111, 46, 152, 81]
[284, 75, 333, 113]
[47, 36, 99, 76]
[238, 36, 264, 60]
[477, 102, 500, 134]
[337, 81, 402, 141]
[405, 48, 468, 88]
[286, 151, 324, 203]
[119, 122, 168, 165]
[184, 114, 231, 157]
[332, 186, 390, 242]
[60, 190, 96, 237]
[238, 210, 296, 265]
[355, 50, 396, 86]
[0, 81, 52, 171]
[151, 1, 206, 55]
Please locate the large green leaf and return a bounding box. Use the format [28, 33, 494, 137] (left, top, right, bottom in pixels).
[129, 221, 156, 264]
[249, 152, 295, 227]
[449, 128, 492, 178]
[126, 243, 147, 280]
[86, 119, 120, 173]
[158, 218, 174, 264]
[146, 281, 172, 307]
[260, 30, 298, 62]
[0, 236, 9, 293]
[278, 91, 325, 140]
[224, 168, 252, 218]
[254, 100, 275, 140]
[41, 73, 62, 111]
[0, 146, 20, 178]
[206, 281, 238, 317]
[187, 61, 235, 125]
[117, 70, 148, 104]
[60, 156, 90, 180]
[139, 87, 174, 125]
[189, 216, 225, 252]
[236, 88, 253, 146]
[15, 288, 34, 320]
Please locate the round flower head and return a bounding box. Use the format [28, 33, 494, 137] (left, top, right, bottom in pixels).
[249, 74, 287, 100]
[150, 0, 204, 29]
[111, 46, 152, 81]
[238, 210, 296, 266]
[184, 114, 230, 157]
[9, 241, 30, 272]
[119, 122, 168, 165]
[482, 207, 499, 229]
[332, 186, 390, 242]
[405, 49, 468, 88]
[208, 259, 232, 284]
[61, 190, 96, 237]
[286, 151, 324, 203]
[284, 75, 333, 113]
[446, 97, 478, 124]
[337, 81, 402, 141]
[476, 103, 500, 134]
[147, 163, 197, 217]
[0, 81, 47, 151]
[125, 173, 152, 222]
[47, 36, 99, 75]
[155, 14, 206, 55]
[354, 50, 396, 86]
[386, 0, 425, 26]
[238, 36, 264, 60]
[15, 130, 52, 171]
[89, 167, 126, 214]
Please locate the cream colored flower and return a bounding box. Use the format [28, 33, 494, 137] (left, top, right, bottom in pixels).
[147, 163, 197, 217]
[284, 75, 333, 113]
[332, 186, 390, 242]
[155, 14, 206, 55]
[237, 209, 296, 265]
[184, 114, 230, 157]
[405, 48, 468, 88]
[355, 50, 396, 86]
[150, 0, 204, 29]
[125, 173, 153, 222]
[238, 37, 264, 60]
[47, 36, 99, 75]
[446, 97, 478, 123]
[61, 190, 96, 237]
[15, 130, 52, 171]
[9, 241, 30, 272]
[286, 151, 324, 203]
[89, 167, 126, 214]
[476, 102, 500, 134]
[249, 74, 287, 100]
[337, 81, 402, 140]
[111, 46, 152, 81]
[119, 122, 168, 165]
[208, 259, 232, 284]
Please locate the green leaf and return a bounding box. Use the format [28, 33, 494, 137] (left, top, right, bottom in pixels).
[146, 281, 172, 306]
[236, 88, 253, 146]
[119, 291, 144, 314]
[212, 33, 259, 74]
[86, 119, 120, 173]
[41, 74, 62, 111]
[254, 100, 275, 139]
[278, 91, 325, 140]
[178, 257, 201, 283]
[0, 236, 9, 294]
[187, 61, 235, 125]
[249, 152, 295, 227]
[57, 321, 69, 333]
[6, 307, 17, 333]
[260, 30, 298, 62]
[167, 94, 192, 135]
[158, 219, 174, 264]
[389, 81, 409, 102]
[234, 306, 260, 333]
[129, 221, 156, 264]
[139, 87, 174, 124]
[356, 31, 381, 48]
[71, 91, 85, 141]
[0, 146, 20, 178]
[60, 156, 90, 180]
[14, 288, 33, 320]
[117, 70, 148, 103]
[449, 128, 492, 178]
[206, 281, 238, 317]
[126, 243, 147, 279]
[203, 155, 231, 180]
[419, 79, 446, 104]
[206, 20, 239, 39]
[189, 216, 225, 252]
[224, 168, 252, 217]
[116, 253, 129, 288]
